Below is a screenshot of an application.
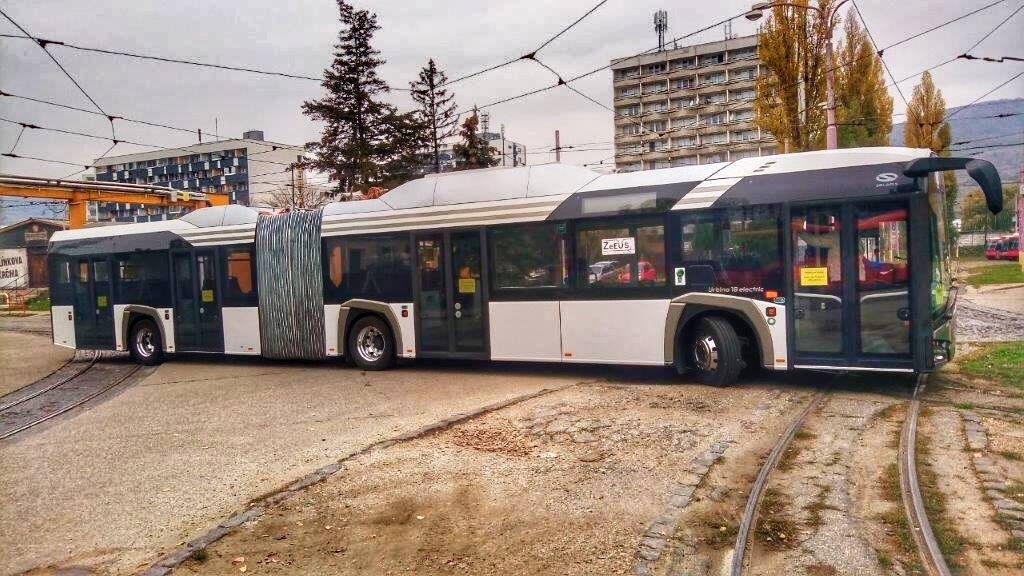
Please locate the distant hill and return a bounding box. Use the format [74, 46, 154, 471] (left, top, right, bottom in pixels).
[891, 97, 1023, 190]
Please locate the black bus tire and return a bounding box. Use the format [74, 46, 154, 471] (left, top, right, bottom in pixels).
[690, 316, 743, 386]
[129, 318, 164, 366]
[348, 315, 395, 371]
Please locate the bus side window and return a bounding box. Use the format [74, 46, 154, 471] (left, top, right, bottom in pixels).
[222, 246, 257, 307]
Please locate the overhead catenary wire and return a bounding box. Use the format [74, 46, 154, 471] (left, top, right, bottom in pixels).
[443, 0, 609, 87]
[0, 32, 410, 91]
[946, 69, 1024, 120]
[0, 8, 117, 144]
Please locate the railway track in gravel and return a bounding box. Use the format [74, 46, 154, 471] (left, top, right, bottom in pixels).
[899, 374, 952, 576]
[0, 351, 142, 440]
[728, 374, 952, 576]
[729, 390, 826, 576]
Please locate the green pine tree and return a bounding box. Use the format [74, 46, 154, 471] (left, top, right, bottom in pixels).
[410, 59, 459, 173]
[452, 112, 497, 170]
[301, 1, 399, 196]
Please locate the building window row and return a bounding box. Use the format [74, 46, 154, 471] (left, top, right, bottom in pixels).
[615, 68, 759, 100]
[613, 47, 759, 81]
[616, 130, 765, 154]
[96, 148, 247, 174]
[616, 108, 756, 136]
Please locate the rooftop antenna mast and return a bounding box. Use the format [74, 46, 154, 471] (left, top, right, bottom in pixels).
[654, 10, 668, 51]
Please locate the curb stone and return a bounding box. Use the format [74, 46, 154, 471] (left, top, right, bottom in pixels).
[960, 409, 1024, 543]
[632, 438, 734, 575]
[138, 384, 569, 576]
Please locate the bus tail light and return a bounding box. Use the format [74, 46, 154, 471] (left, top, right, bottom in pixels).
[765, 290, 778, 299]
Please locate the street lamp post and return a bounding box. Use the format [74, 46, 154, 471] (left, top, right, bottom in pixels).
[746, 0, 851, 150]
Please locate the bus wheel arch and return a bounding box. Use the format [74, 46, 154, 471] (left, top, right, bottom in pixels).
[122, 306, 168, 356]
[674, 308, 763, 385]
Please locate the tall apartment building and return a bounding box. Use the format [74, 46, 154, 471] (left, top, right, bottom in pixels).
[611, 34, 776, 172]
[91, 130, 303, 221]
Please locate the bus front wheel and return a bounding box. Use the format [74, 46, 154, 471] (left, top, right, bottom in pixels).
[690, 317, 743, 386]
[129, 318, 164, 366]
[348, 315, 395, 371]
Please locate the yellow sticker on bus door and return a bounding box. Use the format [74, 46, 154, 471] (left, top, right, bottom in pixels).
[96, 295, 108, 308]
[800, 267, 828, 286]
[458, 278, 476, 294]
[202, 289, 215, 303]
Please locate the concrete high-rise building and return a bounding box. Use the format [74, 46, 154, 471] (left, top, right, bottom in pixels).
[611, 34, 776, 172]
[91, 130, 303, 220]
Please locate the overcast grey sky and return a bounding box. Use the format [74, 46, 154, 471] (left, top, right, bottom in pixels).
[0, 0, 1021, 181]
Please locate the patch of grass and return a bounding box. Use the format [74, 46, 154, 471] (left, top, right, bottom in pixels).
[954, 402, 976, 410]
[877, 402, 904, 420]
[25, 295, 50, 311]
[997, 450, 1023, 461]
[794, 429, 817, 441]
[805, 564, 838, 576]
[1009, 537, 1024, 553]
[876, 550, 893, 569]
[916, 431, 968, 570]
[880, 462, 902, 503]
[755, 488, 799, 550]
[805, 484, 840, 530]
[694, 509, 738, 549]
[189, 547, 208, 562]
[960, 342, 1024, 390]
[966, 262, 1024, 287]
[1004, 481, 1024, 507]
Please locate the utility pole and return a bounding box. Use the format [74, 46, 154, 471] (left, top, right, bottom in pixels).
[290, 164, 296, 208]
[555, 130, 561, 163]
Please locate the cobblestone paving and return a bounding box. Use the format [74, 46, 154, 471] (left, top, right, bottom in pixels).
[962, 410, 1024, 540]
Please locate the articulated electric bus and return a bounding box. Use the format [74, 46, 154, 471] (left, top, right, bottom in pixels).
[47, 147, 1003, 385]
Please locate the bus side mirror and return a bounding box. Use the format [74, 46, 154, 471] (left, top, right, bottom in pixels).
[903, 157, 1003, 215]
[965, 160, 1002, 215]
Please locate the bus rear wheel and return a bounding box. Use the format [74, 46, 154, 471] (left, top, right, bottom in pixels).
[129, 318, 164, 366]
[690, 317, 743, 386]
[348, 315, 395, 371]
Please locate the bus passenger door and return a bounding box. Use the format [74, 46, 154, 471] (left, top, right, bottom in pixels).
[790, 207, 844, 360]
[414, 230, 488, 358]
[790, 202, 912, 369]
[173, 249, 223, 352]
[72, 257, 114, 349]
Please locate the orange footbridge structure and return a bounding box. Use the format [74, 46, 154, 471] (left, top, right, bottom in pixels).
[0, 174, 229, 229]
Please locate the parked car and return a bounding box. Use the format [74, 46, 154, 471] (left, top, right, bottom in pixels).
[588, 260, 625, 284]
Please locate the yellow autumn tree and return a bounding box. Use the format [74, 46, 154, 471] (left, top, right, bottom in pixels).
[903, 71, 950, 153]
[754, 0, 835, 152]
[833, 8, 893, 147]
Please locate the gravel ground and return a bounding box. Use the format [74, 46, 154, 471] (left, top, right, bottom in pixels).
[957, 285, 1024, 343]
[0, 330, 73, 397]
[168, 381, 811, 576]
[743, 393, 901, 576]
[920, 406, 1023, 573]
[0, 353, 589, 576]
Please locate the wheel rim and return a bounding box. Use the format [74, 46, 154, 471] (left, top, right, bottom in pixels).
[356, 326, 385, 362]
[693, 335, 719, 372]
[135, 326, 156, 358]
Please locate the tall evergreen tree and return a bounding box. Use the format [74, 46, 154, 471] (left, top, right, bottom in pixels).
[410, 59, 458, 173]
[301, 0, 396, 196]
[834, 8, 893, 147]
[452, 112, 497, 170]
